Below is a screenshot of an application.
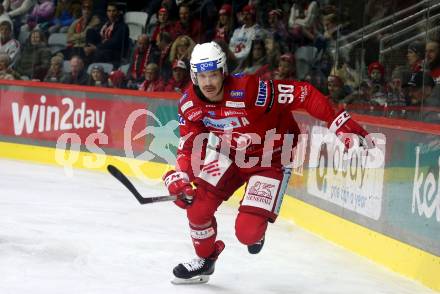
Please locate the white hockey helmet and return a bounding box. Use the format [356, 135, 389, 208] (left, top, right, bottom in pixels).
[190, 41, 228, 85]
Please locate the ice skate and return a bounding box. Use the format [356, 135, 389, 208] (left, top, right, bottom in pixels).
[247, 235, 265, 254]
[171, 240, 225, 285]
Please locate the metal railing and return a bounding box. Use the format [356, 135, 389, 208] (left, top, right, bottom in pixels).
[339, 0, 440, 51]
[380, 26, 440, 55]
[338, 0, 438, 44]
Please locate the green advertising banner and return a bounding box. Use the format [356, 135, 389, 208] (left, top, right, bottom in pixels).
[288, 112, 440, 257]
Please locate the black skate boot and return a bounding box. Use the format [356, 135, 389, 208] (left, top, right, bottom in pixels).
[247, 235, 265, 254]
[172, 240, 225, 284]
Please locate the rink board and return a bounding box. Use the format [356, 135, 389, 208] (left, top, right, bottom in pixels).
[0, 141, 439, 292]
[0, 80, 439, 292]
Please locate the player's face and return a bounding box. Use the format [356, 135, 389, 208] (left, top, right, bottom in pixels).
[197, 70, 224, 102]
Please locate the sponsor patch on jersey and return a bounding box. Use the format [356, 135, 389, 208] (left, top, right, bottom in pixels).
[181, 100, 193, 113]
[195, 61, 217, 72]
[178, 114, 185, 125]
[202, 117, 241, 130]
[180, 92, 189, 102]
[229, 90, 245, 99]
[187, 108, 203, 121]
[299, 85, 308, 102]
[255, 80, 268, 106]
[221, 108, 247, 117]
[207, 111, 216, 116]
[225, 101, 245, 108]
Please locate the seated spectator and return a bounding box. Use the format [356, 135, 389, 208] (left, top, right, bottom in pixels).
[387, 66, 410, 106]
[214, 4, 233, 44]
[44, 54, 65, 83]
[2, 0, 35, 35]
[108, 69, 126, 88]
[0, 21, 20, 67]
[234, 39, 269, 76]
[84, 2, 130, 66]
[49, 0, 82, 33]
[164, 59, 189, 93]
[304, 68, 327, 93]
[61, 55, 89, 85]
[327, 75, 349, 104]
[342, 80, 373, 105]
[229, 5, 265, 62]
[139, 63, 165, 92]
[0, 52, 20, 79]
[215, 39, 239, 73]
[288, 0, 320, 31]
[169, 34, 194, 66]
[88, 64, 108, 87]
[173, 4, 201, 43]
[63, 0, 100, 60]
[22, 0, 55, 32]
[15, 29, 51, 80]
[288, 0, 320, 48]
[267, 9, 288, 44]
[330, 62, 360, 92]
[264, 35, 283, 71]
[407, 41, 425, 73]
[90, 0, 109, 22]
[426, 39, 440, 83]
[150, 7, 176, 45]
[157, 31, 173, 82]
[0, 4, 13, 33]
[264, 53, 296, 80]
[367, 61, 388, 105]
[320, 14, 350, 62]
[404, 71, 436, 109]
[127, 34, 160, 88]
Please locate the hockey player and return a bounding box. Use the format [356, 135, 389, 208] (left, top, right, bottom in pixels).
[163, 42, 370, 284]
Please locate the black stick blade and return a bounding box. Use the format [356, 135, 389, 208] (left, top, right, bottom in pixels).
[107, 164, 177, 204]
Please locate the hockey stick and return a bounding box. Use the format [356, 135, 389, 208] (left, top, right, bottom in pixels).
[107, 164, 180, 204]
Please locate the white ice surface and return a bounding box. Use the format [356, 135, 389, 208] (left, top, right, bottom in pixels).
[0, 159, 437, 294]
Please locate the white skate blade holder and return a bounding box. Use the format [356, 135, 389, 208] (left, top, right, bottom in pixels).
[171, 275, 210, 285]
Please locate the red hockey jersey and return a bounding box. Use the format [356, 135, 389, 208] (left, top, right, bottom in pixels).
[177, 74, 337, 179]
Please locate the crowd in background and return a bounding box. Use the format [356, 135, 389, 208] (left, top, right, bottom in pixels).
[0, 0, 439, 123]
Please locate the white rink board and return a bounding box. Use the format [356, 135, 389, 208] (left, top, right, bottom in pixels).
[0, 159, 436, 294]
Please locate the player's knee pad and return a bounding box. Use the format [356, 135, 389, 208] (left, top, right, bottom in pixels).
[235, 212, 267, 245]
